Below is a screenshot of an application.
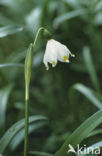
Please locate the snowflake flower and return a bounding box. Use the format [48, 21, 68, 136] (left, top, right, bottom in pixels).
[43, 39, 75, 70]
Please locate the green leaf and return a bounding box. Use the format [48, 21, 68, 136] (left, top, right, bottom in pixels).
[9, 122, 46, 152]
[5, 50, 26, 63]
[53, 9, 87, 28]
[83, 46, 100, 92]
[87, 129, 102, 138]
[25, 7, 42, 36]
[0, 63, 23, 68]
[0, 116, 47, 154]
[29, 151, 53, 156]
[0, 15, 14, 25]
[56, 109, 102, 156]
[71, 83, 102, 109]
[0, 84, 13, 128]
[0, 25, 23, 38]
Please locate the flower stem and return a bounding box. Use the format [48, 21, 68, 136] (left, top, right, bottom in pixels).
[24, 27, 50, 156]
[24, 98, 29, 156]
[33, 27, 51, 48]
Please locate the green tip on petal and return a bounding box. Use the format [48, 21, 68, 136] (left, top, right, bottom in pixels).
[70, 52, 75, 57]
[52, 61, 56, 67]
[63, 55, 69, 63]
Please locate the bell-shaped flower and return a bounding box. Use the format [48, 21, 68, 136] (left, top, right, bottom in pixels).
[43, 39, 75, 70]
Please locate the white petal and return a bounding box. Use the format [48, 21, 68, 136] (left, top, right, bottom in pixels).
[43, 39, 58, 69]
[53, 41, 70, 62]
[51, 40, 74, 62]
[43, 39, 75, 70]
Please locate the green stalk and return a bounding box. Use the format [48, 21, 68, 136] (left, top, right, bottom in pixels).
[24, 98, 29, 156]
[33, 27, 51, 48]
[24, 27, 51, 156]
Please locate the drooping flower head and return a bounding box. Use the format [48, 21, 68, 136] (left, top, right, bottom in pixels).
[43, 39, 75, 70]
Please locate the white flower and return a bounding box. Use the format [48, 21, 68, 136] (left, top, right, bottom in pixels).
[43, 39, 75, 70]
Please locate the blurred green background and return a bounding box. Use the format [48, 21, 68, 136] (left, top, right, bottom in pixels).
[0, 0, 102, 155]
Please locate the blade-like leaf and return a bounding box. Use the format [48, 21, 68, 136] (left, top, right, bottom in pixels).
[83, 46, 100, 92]
[29, 151, 53, 156]
[0, 84, 13, 128]
[0, 64, 23, 68]
[9, 122, 46, 151]
[5, 50, 26, 63]
[0, 25, 23, 38]
[53, 9, 87, 28]
[25, 7, 42, 35]
[56, 110, 102, 156]
[0, 116, 47, 154]
[71, 83, 102, 109]
[87, 129, 102, 138]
